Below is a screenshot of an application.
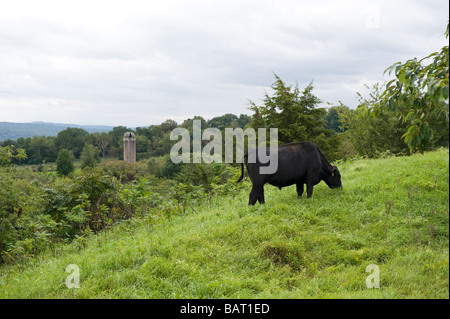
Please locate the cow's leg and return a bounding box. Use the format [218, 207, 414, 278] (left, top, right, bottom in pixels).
[249, 185, 264, 205]
[258, 186, 265, 204]
[306, 171, 317, 198]
[306, 183, 314, 198]
[296, 183, 304, 197]
[249, 186, 260, 205]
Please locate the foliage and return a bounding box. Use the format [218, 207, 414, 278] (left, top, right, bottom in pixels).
[56, 149, 75, 176]
[362, 23, 449, 152]
[0, 168, 44, 263]
[250, 74, 327, 142]
[42, 171, 126, 236]
[102, 160, 149, 183]
[3, 136, 57, 165]
[325, 106, 345, 133]
[160, 155, 183, 179]
[55, 128, 90, 159]
[147, 157, 164, 177]
[0, 172, 20, 258]
[175, 162, 240, 192]
[336, 84, 411, 158]
[80, 144, 100, 170]
[26, 136, 58, 164]
[0, 152, 242, 265]
[249, 74, 340, 160]
[91, 132, 112, 158]
[0, 145, 27, 167]
[207, 113, 252, 130]
[0, 167, 133, 263]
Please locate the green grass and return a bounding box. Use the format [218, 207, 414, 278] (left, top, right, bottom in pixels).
[1, 148, 448, 298]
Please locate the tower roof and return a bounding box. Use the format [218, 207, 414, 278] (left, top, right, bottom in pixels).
[124, 132, 136, 138]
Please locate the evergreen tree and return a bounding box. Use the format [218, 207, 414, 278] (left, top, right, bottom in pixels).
[56, 149, 74, 176]
[249, 74, 337, 158]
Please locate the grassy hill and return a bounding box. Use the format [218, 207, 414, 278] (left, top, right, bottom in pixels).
[0, 148, 448, 298]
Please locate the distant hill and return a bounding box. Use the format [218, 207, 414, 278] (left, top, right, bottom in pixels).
[0, 121, 114, 141]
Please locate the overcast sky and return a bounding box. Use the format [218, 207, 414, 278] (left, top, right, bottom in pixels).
[0, 0, 448, 127]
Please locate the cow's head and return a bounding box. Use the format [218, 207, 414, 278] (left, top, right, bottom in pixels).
[324, 165, 342, 189]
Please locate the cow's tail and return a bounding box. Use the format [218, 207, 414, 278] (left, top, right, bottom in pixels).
[235, 152, 247, 184]
[236, 162, 244, 184]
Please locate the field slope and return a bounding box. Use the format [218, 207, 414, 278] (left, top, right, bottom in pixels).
[1, 148, 448, 298]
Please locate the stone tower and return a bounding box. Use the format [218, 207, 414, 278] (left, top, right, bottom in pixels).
[123, 132, 136, 163]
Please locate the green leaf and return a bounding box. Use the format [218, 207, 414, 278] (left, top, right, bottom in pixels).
[389, 99, 396, 110]
[442, 87, 449, 100]
[398, 69, 406, 84]
[404, 110, 415, 122]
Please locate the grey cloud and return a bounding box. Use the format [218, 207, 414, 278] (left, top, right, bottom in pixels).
[0, 0, 448, 126]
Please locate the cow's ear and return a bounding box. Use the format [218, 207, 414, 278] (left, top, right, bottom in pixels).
[331, 167, 337, 177]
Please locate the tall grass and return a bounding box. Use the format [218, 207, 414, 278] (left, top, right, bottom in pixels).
[0, 148, 448, 298]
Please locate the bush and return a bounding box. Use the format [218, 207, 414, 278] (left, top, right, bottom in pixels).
[159, 155, 183, 179]
[0, 170, 44, 263]
[0, 155, 244, 266]
[56, 149, 75, 176]
[147, 157, 164, 177]
[42, 171, 127, 236]
[101, 160, 149, 183]
[175, 162, 238, 192]
[80, 144, 100, 169]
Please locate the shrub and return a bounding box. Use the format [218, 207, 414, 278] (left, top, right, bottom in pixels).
[42, 171, 126, 236]
[101, 160, 148, 183]
[80, 144, 100, 170]
[56, 149, 75, 176]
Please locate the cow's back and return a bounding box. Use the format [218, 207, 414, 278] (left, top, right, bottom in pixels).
[264, 142, 321, 188]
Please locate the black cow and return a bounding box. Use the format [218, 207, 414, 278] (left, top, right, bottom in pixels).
[236, 142, 342, 205]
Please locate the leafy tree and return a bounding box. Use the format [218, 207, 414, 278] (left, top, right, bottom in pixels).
[135, 126, 152, 140]
[237, 114, 252, 128]
[0, 139, 18, 148]
[325, 106, 346, 133]
[55, 128, 90, 158]
[207, 113, 239, 130]
[181, 116, 207, 130]
[0, 145, 27, 167]
[135, 135, 153, 160]
[80, 144, 100, 169]
[28, 136, 58, 164]
[160, 119, 178, 133]
[148, 125, 165, 141]
[336, 85, 410, 158]
[92, 132, 112, 158]
[56, 149, 75, 176]
[362, 23, 449, 152]
[154, 135, 175, 157]
[109, 126, 133, 148]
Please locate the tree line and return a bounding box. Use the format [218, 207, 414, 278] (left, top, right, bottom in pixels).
[1, 80, 448, 171]
[0, 114, 253, 166]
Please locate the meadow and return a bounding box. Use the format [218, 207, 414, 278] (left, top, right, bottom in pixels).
[0, 148, 448, 298]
